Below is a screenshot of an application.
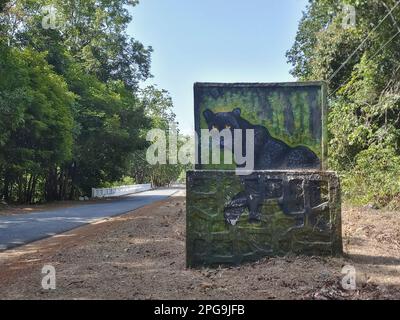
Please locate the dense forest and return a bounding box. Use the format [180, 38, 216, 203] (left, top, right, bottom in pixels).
[287, 0, 400, 208]
[2, 0, 400, 207]
[0, 0, 186, 204]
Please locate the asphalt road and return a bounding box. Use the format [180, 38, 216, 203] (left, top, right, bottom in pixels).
[0, 188, 180, 251]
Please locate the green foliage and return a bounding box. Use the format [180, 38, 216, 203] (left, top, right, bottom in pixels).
[0, 45, 74, 203]
[0, 1, 178, 203]
[129, 141, 189, 187]
[288, 0, 400, 208]
[341, 145, 400, 207]
[66, 65, 149, 195]
[129, 87, 191, 187]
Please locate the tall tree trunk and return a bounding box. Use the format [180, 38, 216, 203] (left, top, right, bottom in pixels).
[25, 174, 33, 204]
[45, 167, 58, 202]
[27, 175, 37, 204]
[58, 168, 64, 200]
[68, 161, 77, 200]
[3, 176, 10, 202]
[17, 176, 23, 203]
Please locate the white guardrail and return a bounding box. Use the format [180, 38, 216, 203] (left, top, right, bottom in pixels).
[91, 184, 152, 198]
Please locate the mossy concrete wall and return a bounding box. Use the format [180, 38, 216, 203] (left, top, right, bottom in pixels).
[187, 82, 341, 268]
[186, 170, 342, 267]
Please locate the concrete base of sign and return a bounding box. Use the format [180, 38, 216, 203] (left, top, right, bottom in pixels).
[186, 170, 342, 268]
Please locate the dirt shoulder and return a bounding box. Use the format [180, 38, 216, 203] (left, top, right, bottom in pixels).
[0, 198, 118, 217]
[0, 191, 399, 300]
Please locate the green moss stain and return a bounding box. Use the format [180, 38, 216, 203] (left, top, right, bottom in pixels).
[197, 85, 325, 168]
[187, 171, 342, 267]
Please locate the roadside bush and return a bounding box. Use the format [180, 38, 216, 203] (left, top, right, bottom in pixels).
[341, 145, 400, 208]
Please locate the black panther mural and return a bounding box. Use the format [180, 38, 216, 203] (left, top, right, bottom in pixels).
[203, 108, 322, 226]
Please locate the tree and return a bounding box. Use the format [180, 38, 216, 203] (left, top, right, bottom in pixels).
[287, 0, 400, 207]
[129, 86, 189, 187]
[0, 46, 74, 203]
[66, 65, 150, 195]
[1, 0, 152, 90]
[0, 1, 157, 203]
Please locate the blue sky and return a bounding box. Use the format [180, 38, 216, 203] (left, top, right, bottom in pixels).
[128, 0, 309, 134]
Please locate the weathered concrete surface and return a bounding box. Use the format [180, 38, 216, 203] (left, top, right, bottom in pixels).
[186, 170, 342, 267]
[187, 82, 341, 267]
[194, 82, 328, 170]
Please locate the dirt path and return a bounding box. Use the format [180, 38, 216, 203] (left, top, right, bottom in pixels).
[0, 190, 399, 300]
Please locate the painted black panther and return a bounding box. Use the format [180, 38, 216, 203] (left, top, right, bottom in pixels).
[203, 108, 322, 226]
